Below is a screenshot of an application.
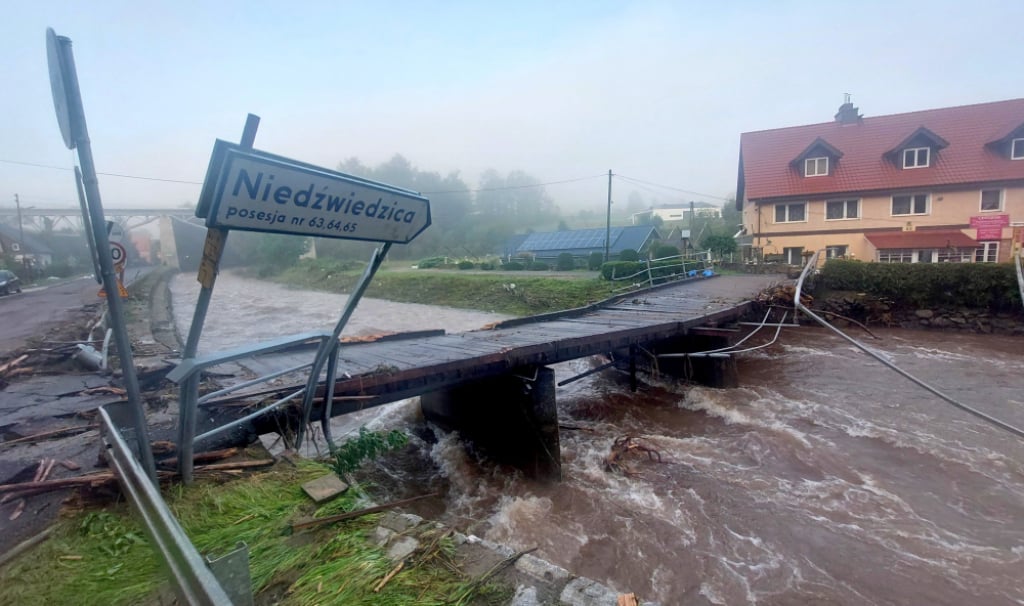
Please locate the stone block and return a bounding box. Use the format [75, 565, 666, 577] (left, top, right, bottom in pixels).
[559, 577, 619, 606]
[301, 474, 348, 503]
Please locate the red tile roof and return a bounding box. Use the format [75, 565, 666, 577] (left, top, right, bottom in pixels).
[864, 229, 976, 249]
[739, 98, 1024, 202]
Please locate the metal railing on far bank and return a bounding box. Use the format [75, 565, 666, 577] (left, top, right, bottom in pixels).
[606, 250, 716, 291]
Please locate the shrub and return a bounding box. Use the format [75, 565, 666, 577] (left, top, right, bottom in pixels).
[457, 260, 475, 270]
[588, 251, 604, 270]
[529, 261, 550, 271]
[651, 244, 679, 260]
[479, 262, 495, 270]
[556, 253, 576, 271]
[600, 261, 644, 280]
[502, 261, 525, 271]
[819, 259, 1020, 310]
[618, 249, 639, 262]
[417, 256, 446, 269]
[332, 427, 408, 475]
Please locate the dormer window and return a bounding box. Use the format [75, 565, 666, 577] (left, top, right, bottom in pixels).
[805, 157, 828, 177]
[888, 127, 947, 170]
[1013, 138, 1024, 160]
[903, 147, 930, 169]
[792, 137, 842, 178]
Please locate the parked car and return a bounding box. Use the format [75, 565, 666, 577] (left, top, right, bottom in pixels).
[0, 270, 22, 295]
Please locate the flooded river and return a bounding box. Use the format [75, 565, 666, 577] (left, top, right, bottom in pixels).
[172, 273, 1024, 605]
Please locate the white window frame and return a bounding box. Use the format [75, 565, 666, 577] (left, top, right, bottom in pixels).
[804, 156, 829, 177]
[1012, 138, 1024, 160]
[891, 193, 929, 216]
[979, 189, 1003, 212]
[878, 249, 914, 263]
[975, 241, 999, 263]
[774, 202, 807, 223]
[903, 147, 930, 169]
[825, 199, 859, 221]
[783, 247, 804, 265]
[825, 245, 848, 259]
[936, 248, 971, 263]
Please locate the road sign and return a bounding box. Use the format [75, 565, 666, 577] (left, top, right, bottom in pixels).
[110, 241, 127, 267]
[196, 140, 431, 244]
[46, 28, 78, 150]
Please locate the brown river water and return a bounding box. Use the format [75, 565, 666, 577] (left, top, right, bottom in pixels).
[172, 273, 1024, 605]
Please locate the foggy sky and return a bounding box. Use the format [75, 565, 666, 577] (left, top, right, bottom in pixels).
[1, 1, 1020, 215]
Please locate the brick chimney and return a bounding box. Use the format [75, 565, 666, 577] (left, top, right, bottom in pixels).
[834, 93, 862, 125]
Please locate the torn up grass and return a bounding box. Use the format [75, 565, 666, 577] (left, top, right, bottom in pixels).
[0, 459, 506, 605]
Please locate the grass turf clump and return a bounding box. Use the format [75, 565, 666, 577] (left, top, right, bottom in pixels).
[0, 459, 507, 605]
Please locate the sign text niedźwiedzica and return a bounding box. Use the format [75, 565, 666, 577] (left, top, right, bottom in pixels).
[198, 141, 430, 244]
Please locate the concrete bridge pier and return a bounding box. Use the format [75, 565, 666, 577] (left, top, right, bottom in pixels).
[420, 366, 562, 481]
[655, 334, 739, 388]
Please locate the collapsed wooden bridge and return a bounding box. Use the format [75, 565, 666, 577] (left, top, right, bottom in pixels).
[176, 273, 785, 480]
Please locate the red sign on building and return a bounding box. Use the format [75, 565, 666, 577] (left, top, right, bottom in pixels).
[970, 214, 1010, 241]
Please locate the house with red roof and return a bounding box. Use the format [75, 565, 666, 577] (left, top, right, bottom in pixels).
[736, 97, 1024, 264]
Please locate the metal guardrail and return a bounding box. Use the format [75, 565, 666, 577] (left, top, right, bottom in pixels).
[167, 331, 334, 484]
[98, 405, 239, 605]
[608, 250, 715, 290]
[794, 251, 1024, 440]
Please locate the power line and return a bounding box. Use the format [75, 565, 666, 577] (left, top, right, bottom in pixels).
[616, 174, 732, 202]
[0, 158, 202, 185]
[423, 173, 607, 195]
[2, 157, 603, 193]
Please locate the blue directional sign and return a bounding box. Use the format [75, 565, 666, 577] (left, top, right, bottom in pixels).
[197, 140, 431, 244]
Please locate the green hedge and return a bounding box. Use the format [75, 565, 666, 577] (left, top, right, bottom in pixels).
[819, 259, 1021, 310]
[600, 259, 697, 282]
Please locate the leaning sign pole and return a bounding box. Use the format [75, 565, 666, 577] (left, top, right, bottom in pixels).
[171, 120, 431, 481]
[46, 28, 158, 483]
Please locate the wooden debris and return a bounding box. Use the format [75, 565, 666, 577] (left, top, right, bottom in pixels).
[60, 460, 81, 471]
[80, 385, 127, 396]
[0, 425, 97, 449]
[373, 560, 404, 593]
[40, 458, 57, 483]
[0, 459, 276, 499]
[291, 493, 438, 532]
[618, 593, 640, 606]
[0, 354, 29, 376]
[8, 499, 25, 520]
[157, 447, 240, 469]
[32, 459, 48, 483]
[757, 284, 812, 307]
[603, 436, 663, 476]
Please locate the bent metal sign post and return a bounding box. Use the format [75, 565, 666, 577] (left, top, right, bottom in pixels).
[196, 139, 431, 244]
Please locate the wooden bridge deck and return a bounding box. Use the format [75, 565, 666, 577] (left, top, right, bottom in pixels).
[228, 274, 783, 414]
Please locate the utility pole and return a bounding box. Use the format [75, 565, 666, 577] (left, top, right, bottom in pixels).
[604, 170, 613, 262]
[689, 200, 695, 253]
[14, 194, 26, 271]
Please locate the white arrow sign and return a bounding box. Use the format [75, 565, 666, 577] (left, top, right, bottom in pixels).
[197, 141, 431, 244]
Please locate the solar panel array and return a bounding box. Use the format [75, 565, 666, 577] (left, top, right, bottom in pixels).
[519, 227, 625, 252]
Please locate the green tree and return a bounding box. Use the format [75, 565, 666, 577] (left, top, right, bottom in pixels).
[556, 253, 575, 271]
[702, 234, 738, 258]
[234, 232, 309, 274]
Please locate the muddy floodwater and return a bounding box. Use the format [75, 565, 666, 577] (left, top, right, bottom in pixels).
[172, 273, 1024, 605]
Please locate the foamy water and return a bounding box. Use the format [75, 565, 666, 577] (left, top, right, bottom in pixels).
[171, 275, 1024, 605]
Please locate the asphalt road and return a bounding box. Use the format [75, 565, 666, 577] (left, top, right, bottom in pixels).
[0, 268, 151, 357]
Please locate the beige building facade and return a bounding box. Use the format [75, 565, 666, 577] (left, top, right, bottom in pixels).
[737, 98, 1024, 264]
